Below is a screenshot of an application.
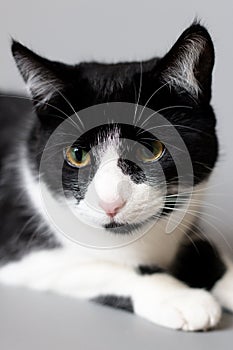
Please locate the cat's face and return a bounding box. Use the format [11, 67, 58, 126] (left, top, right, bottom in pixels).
[62, 123, 166, 232]
[12, 23, 218, 234]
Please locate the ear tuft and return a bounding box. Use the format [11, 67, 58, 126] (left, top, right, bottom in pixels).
[161, 23, 215, 100]
[11, 40, 63, 108]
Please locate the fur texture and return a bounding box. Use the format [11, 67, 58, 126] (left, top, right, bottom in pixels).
[0, 22, 232, 332]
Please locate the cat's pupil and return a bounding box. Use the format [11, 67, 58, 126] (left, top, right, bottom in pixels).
[72, 148, 83, 162]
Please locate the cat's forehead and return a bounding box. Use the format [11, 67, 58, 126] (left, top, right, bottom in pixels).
[76, 124, 141, 164]
[79, 60, 150, 77]
[97, 126, 120, 145]
[78, 60, 158, 97]
[77, 123, 151, 150]
[95, 126, 121, 157]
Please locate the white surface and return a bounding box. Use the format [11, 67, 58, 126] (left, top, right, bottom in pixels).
[0, 285, 233, 350]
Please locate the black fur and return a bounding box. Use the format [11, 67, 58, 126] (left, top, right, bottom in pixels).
[12, 25, 218, 214]
[170, 230, 227, 290]
[93, 295, 134, 313]
[0, 22, 223, 293]
[137, 234, 226, 292]
[0, 94, 58, 264]
[138, 265, 164, 275]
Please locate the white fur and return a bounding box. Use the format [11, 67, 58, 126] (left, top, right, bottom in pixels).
[18, 140, 206, 266]
[0, 248, 221, 331]
[0, 141, 229, 332]
[7, 39, 232, 332]
[15, 54, 61, 106]
[133, 274, 221, 331]
[26, 70, 60, 106]
[78, 144, 165, 227]
[18, 147, 188, 266]
[212, 257, 233, 311]
[163, 35, 205, 97]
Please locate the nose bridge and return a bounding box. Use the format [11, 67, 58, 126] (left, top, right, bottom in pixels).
[94, 157, 124, 203]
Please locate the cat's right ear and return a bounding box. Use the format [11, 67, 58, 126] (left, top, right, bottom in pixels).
[11, 40, 66, 109]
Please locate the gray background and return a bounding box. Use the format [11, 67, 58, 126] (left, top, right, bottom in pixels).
[0, 0, 233, 348]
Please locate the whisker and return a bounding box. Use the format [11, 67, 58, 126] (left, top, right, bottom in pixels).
[138, 105, 192, 131]
[139, 123, 214, 138]
[46, 82, 85, 131]
[139, 136, 187, 153]
[161, 214, 200, 253]
[136, 81, 170, 125]
[176, 216, 217, 253]
[163, 205, 233, 251]
[0, 93, 81, 132]
[165, 182, 228, 197]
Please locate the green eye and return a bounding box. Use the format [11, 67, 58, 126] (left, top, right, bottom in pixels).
[136, 140, 164, 163]
[65, 146, 91, 168]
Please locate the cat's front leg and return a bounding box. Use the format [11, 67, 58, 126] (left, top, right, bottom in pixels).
[52, 259, 222, 331]
[0, 249, 221, 331]
[50, 260, 222, 331]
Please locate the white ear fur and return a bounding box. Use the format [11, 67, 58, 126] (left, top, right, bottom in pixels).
[12, 42, 62, 107]
[163, 36, 204, 96]
[161, 25, 214, 99]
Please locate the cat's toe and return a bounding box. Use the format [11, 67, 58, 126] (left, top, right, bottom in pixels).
[164, 289, 222, 331]
[136, 289, 222, 331]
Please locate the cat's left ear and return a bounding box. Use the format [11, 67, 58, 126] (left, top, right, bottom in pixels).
[11, 40, 66, 108]
[159, 23, 215, 102]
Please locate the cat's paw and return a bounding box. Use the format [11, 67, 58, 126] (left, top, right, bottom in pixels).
[136, 289, 222, 331]
[163, 289, 222, 331]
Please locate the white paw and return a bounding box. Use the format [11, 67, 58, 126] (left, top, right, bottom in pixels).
[136, 289, 222, 331]
[212, 258, 233, 313]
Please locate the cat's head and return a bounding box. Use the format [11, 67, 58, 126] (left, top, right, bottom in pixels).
[12, 23, 218, 235]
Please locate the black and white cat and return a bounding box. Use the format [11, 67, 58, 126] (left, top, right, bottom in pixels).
[0, 22, 232, 332]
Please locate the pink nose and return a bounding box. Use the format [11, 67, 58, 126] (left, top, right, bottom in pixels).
[99, 198, 126, 217]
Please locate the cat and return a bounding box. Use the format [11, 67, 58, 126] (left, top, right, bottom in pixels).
[0, 22, 232, 332]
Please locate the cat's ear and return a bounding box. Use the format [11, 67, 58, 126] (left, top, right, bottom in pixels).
[159, 23, 215, 101]
[11, 40, 65, 108]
